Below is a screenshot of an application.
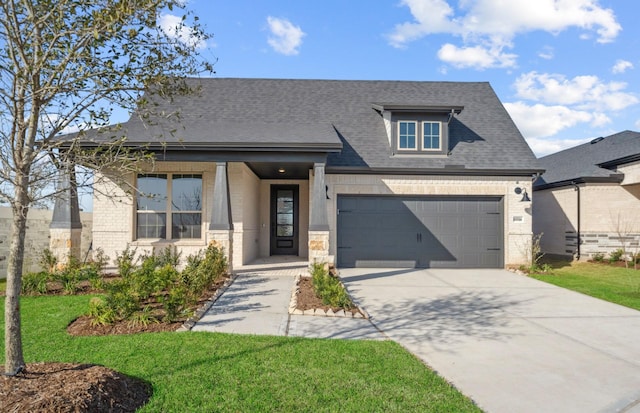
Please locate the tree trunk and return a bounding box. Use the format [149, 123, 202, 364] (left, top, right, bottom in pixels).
[4, 190, 29, 375]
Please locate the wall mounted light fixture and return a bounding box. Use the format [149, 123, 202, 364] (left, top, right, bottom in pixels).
[514, 187, 531, 202]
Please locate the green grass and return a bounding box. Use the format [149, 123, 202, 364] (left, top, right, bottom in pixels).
[0, 279, 5, 292]
[0, 295, 480, 412]
[532, 261, 640, 310]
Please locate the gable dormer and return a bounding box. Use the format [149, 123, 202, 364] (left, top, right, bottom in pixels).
[372, 103, 463, 156]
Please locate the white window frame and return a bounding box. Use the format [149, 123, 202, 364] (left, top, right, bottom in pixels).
[397, 121, 418, 151]
[135, 173, 203, 240]
[422, 121, 442, 151]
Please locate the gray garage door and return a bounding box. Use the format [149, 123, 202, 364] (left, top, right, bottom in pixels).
[337, 195, 503, 268]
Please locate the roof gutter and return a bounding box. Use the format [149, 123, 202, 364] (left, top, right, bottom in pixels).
[326, 166, 544, 177]
[571, 181, 581, 260]
[533, 175, 623, 191]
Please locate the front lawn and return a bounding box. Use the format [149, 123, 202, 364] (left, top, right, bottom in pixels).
[532, 261, 640, 311]
[0, 295, 480, 412]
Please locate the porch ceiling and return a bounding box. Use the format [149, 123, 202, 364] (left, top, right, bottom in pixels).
[246, 162, 313, 179]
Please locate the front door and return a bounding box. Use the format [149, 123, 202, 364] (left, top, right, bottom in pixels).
[270, 185, 299, 255]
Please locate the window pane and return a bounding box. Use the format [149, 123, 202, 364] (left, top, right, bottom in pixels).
[423, 122, 441, 150]
[137, 174, 167, 211]
[399, 121, 416, 149]
[172, 213, 202, 239]
[136, 213, 166, 238]
[277, 225, 293, 237]
[172, 174, 202, 211]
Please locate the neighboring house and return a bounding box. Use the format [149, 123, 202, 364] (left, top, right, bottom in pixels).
[50, 78, 541, 269]
[533, 130, 640, 260]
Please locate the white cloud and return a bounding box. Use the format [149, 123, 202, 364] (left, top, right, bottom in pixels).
[612, 59, 633, 74]
[159, 13, 206, 49]
[437, 43, 517, 69]
[538, 46, 554, 60]
[527, 137, 592, 157]
[513, 71, 638, 111]
[388, 0, 621, 68]
[504, 101, 608, 139]
[266, 16, 305, 56]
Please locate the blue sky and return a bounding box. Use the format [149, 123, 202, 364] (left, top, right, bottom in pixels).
[154, 0, 640, 158]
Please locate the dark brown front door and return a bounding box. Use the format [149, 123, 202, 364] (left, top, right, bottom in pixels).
[270, 185, 299, 255]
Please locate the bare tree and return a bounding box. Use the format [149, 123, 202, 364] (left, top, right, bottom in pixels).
[610, 211, 638, 268]
[0, 0, 213, 375]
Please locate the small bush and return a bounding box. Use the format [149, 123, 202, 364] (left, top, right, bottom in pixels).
[129, 306, 159, 327]
[156, 246, 182, 268]
[115, 245, 137, 279]
[609, 249, 624, 263]
[39, 249, 58, 273]
[181, 244, 227, 299]
[310, 263, 354, 309]
[592, 252, 605, 262]
[161, 286, 190, 322]
[88, 297, 117, 326]
[22, 271, 49, 295]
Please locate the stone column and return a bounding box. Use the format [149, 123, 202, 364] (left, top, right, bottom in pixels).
[207, 162, 234, 270]
[49, 167, 82, 265]
[309, 163, 331, 264]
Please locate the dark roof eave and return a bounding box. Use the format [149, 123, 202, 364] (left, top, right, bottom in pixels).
[326, 166, 543, 177]
[371, 103, 464, 114]
[534, 175, 624, 191]
[71, 141, 343, 153]
[598, 153, 640, 169]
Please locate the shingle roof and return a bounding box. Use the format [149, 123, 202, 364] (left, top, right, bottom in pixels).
[99, 78, 539, 172]
[535, 130, 640, 188]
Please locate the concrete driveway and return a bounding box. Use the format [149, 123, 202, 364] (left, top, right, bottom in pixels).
[339, 268, 640, 413]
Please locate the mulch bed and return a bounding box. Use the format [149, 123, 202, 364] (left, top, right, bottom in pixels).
[63, 273, 231, 336]
[1, 363, 151, 412]
[295, 276, 364, 317]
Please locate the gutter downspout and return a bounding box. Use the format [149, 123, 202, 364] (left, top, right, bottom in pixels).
[571, 181, 581, 260]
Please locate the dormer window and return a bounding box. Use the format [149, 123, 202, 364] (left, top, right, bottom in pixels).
[423, 121, 441, 151]
[372, 103, 463, 156]
[398, 121, 417, 150]
[395, 117, 445, 154]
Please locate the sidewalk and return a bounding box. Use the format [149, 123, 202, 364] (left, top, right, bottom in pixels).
[191, 257, 385, 340]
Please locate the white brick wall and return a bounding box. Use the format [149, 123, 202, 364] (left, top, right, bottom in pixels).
[534, 182, 640, 259]
[91, 161, 533, 269]
[0, 207, 92, 278]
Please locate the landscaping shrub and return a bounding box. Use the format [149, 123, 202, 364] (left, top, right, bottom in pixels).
[21, 271, 49, 295]
[609, 248, 624, 263]
[181, 243, 228, 299]
[592, 252, 605, 262]
[310, 262, 354, 308]
[22, 249, 110, 295]
[87, 244, 228, 326]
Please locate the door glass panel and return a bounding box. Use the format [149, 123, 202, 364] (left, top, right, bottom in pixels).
[276, 190, 294, 237]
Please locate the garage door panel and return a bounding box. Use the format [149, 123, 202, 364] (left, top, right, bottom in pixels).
[337, 195, 503, 268]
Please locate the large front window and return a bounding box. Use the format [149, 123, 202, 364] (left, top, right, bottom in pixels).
[136, 174, 202, 240]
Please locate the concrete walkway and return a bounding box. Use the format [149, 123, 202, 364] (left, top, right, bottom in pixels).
[339, 268, 640, 413]
[192, 257, 385, 340]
